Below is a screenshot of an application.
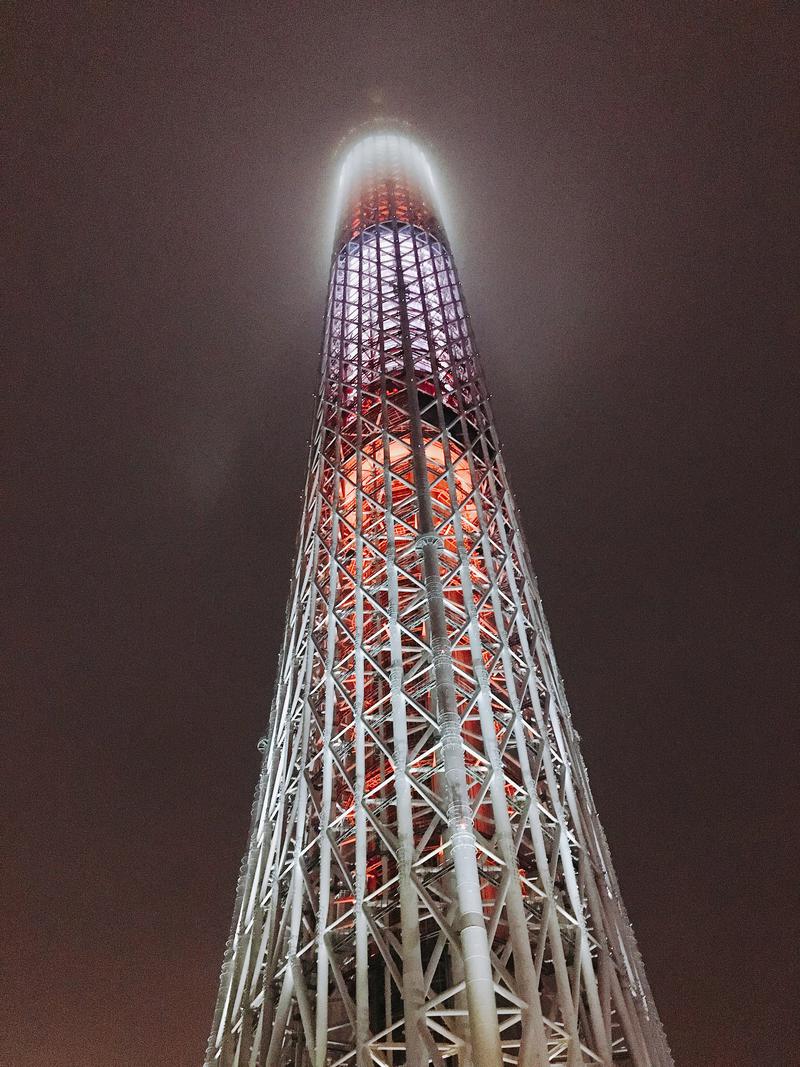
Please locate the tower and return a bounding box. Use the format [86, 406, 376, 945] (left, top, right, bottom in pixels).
[205, 129, 672, 1067]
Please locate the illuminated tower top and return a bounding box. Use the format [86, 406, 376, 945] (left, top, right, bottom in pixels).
[334, 129, 445, 250]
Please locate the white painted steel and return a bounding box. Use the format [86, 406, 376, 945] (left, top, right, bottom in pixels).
[204, 135, 672, 1067]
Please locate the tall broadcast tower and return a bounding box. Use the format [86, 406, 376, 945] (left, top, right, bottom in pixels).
[205, 129, 672, 1067]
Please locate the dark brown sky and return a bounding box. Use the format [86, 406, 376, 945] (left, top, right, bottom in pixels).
[5, 4, 798, 1065]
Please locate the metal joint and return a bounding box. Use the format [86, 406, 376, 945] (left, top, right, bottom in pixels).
[414, 532, 444, 554]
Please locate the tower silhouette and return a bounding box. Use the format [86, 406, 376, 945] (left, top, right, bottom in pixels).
[204, 130, 672, 1067]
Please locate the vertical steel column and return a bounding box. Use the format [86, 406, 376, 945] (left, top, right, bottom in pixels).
[394, 226, 504, 1067]
[376, 227, 428, 1067]
[313, 372, 346, 1067]
[352, 234, 371, 1066]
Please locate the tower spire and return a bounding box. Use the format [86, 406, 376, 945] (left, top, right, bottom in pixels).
[204, 131, 672, 1067]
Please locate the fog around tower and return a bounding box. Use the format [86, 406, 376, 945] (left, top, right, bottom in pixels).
[5, 7, 796, 1067]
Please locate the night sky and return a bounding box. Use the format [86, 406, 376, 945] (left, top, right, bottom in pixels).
[5, 5, 798, 1065]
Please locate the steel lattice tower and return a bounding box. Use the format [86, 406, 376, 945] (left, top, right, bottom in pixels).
[205, 130, 672, 1067]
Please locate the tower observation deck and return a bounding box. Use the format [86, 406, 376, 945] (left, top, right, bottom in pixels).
[204, 129, 673, 1067]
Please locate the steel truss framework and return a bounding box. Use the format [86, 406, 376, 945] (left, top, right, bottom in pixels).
[205, 134, 672, 1067]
